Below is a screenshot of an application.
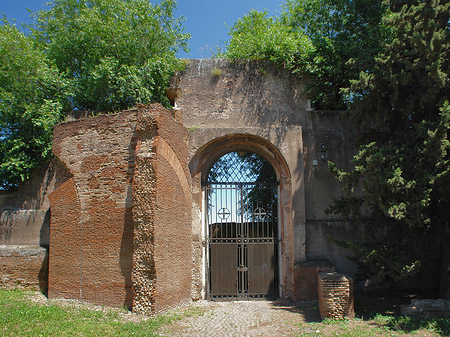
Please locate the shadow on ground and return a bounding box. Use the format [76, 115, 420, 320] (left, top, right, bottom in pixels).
[269, 299, 321, 323]
[355, 288, 450, 336]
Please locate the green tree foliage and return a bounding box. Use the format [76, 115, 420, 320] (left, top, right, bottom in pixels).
[1, 0, 188, 190]
[224, 0, 390, 110]
[225, 10, 315, 73]
[328, 0, 450, 290]
[31, 0, 189, 111]
[0, 21, 71, 190]
[282, 0, 391, 109]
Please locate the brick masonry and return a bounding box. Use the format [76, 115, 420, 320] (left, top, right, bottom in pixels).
[0, 59, 364, 313]
[293, 260, 335, 302]
[318, 272, 354, 319]
[0, 209, 50, 291]
[49, 104, 191, 314]
[132, 105, 192, 315]
[0, 245, 48, 291]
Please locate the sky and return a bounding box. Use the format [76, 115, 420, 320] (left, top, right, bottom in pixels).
[1, 0, 284, 59]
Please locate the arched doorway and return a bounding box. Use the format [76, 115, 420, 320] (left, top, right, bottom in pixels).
[189, 134, 295, 301]
[205, 151, 279, 299]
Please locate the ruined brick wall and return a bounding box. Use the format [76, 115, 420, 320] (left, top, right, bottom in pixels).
[49, 104, 191, 314]
[0, 162, 68, 292]
[318, 272, 354, 319]
[0, 208, 49, 290]
[132, 105, 192, 315]
[0, 244, 48, 290]
[293, 260, 335, 302]
[47, 178, 82, 299]
[50, 110, 137, 308]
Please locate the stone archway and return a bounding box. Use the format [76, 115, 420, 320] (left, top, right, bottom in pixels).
[189, 134, 294, 300]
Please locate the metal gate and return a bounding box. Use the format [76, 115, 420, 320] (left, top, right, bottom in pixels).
[206, 182, 278, 299]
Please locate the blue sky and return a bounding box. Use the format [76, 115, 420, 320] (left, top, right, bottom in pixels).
[1, 0, 283, 58]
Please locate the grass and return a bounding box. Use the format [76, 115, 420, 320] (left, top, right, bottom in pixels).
[355, 288, 450, 335]
[373, 313, 450, 335]
[211, 68, 222, 76]
[294, 289, 450, 337]
[0, 288, 201, 336]
[1, 288, 450, 336]
[296, 314, 450, 337]
[297, 317, 395, 337]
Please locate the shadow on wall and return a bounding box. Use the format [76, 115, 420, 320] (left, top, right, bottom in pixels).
[120, 207, 134, 310]
[38, 210, 50, 297]
[208, 60, 308, 136]
[120, 133, 138, 310]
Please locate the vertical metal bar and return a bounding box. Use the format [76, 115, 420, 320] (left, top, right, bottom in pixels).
[203, 186, 208, 299]
[242, 183, 246, 297]
[277, 183, 283, 298]
[206, 184, 211, 299]
[206, 181, 279, 299]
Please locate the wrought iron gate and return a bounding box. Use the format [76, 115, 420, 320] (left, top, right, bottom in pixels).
[206, 182, 278, 299]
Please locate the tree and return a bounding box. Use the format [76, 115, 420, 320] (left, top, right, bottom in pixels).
[1, 0, 189, 189]
[328, 0, 450, 297]
[224, 0, 390, 110]
[225, 9, 315, 73]
[281, 0, 391, 109]
[0, 20, 71, 190]
[31, 0, 189, 111]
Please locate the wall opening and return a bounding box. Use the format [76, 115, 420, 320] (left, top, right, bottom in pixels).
[189, 134, 293, 300]
[204, 151, 279, 299]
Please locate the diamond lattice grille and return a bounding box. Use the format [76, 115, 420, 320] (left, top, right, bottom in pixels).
[207, 151, 276, 183]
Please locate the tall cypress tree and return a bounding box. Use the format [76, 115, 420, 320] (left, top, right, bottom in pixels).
[329, 0, 450, 297]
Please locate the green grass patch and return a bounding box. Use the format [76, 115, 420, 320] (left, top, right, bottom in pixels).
[297, 318, 395, 337]
[0, 288, 196, 337]
[373, 313, 450, 335]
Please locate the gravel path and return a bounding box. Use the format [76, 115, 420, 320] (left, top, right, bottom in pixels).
[159, 300, 320, 337]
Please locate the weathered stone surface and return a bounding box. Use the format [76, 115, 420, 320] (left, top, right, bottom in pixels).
[0, 245, 48, 291]
[0, 209, 49, 246]
[49, 104, 191, 315]
[132, 104, 192, 315]
[293, 260, 335, 302]
[178, 59, 357, 300]
[318, 272, 354, 320]
[401, 299, 450, 318]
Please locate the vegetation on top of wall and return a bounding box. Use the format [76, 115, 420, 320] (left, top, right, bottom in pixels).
[223, 0, 391, 110]
[0, 0, 189, 190]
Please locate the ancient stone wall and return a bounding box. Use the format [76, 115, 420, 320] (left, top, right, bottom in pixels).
[132, 105, 192, 315]
[50, 110, 138, 308]
[49, 104, 192, 314]
[175, 59, 358, 300]
[0, 162, 68, 292]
